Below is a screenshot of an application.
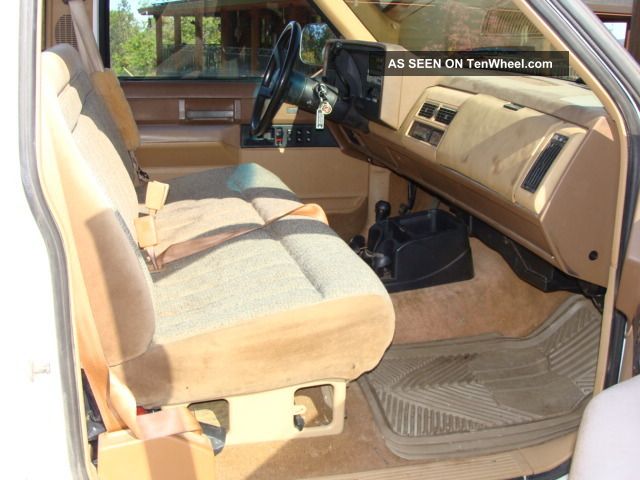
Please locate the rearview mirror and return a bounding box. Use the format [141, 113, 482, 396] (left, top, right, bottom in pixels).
[300, 23, 335, 67]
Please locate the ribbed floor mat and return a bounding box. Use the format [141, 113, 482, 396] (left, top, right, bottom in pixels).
[360, 295, 601, 460]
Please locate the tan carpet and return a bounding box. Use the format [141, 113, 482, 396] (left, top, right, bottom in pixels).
[391, 238, 572, 344]
[213, 234, 573, 478]
[387, 174, 569, 343]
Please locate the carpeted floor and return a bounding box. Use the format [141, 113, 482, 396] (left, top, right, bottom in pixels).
[212, 237, 579, 479]
[390, 238, 572, 344]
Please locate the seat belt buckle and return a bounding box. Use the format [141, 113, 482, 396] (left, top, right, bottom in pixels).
[145, 181, 169, 215]
[134, 215, 158, 249]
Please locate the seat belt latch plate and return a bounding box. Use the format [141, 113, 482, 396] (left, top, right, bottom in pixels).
[145, 181, 169, 214]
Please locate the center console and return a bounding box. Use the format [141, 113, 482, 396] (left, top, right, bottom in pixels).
[355, 204, 474, 293]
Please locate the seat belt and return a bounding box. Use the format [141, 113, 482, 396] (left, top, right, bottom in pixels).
[65, 0, 103, 74]
[66, 0, 148, 185]
[137, 203, 329, 271]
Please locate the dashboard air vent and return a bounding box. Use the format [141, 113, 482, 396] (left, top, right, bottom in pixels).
[436, 107, 457, 125]
[521, 134, 568, 193]
[419, 102, 438, 119]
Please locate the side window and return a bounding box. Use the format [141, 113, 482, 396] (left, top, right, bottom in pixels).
[108, 0, 327, 79]
[600, 19, 631, 49]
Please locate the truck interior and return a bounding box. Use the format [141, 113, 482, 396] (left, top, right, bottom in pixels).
[34, 0, 639, 478]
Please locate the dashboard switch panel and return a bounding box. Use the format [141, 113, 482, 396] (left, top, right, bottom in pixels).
[241, 124, 338, 148]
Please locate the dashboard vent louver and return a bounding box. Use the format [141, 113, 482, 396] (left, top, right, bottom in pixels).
[436, 107, 457, 125]
[419, 102, 438, 119]
[521, 134, 568, 193]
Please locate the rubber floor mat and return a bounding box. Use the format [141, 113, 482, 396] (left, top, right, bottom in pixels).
[360, 295, 601, 460]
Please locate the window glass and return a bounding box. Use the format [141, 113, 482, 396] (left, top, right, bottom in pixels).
[109, 0, 326, 79]
[602, 21, 629, 47]
[345, 1, 595, 79]
[344, 0, 554, 52]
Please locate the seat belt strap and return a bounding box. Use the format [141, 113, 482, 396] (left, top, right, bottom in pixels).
[129, 150, 150, 185]
[77, 313, 126, 433]
[108, 372, 201, 441]
[141, 203, 328, 271]
[66, 0, 104, 74]
[78, 291, 202, 441]
[67, 0, 149, 184]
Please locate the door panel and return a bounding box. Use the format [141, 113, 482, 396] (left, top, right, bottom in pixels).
[122, 80, 370, 239]
[124, 81, 255, 124]
[136, 124, 238, 175]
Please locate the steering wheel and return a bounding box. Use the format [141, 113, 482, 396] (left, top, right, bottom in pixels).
[250, 21, 302, 137]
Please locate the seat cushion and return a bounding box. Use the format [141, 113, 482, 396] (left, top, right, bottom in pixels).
[118, 164, 396, 406]
[137, 163, 304, 254]
[117, 292, 394, 407]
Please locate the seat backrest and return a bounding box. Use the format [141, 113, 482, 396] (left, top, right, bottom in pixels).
[40, 44, 156, 365]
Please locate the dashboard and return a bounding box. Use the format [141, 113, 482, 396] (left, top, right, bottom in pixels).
[322, 41, 620, 287]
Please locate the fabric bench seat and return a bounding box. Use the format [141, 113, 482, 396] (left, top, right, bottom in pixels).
[41, 43, 395, 410]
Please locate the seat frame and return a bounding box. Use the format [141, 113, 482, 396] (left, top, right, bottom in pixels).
[222, 379, 347, 444]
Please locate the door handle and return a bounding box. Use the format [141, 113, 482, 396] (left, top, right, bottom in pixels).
[185, 109, 235, 121]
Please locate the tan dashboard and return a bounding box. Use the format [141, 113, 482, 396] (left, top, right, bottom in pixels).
[334, 76, 619, 287]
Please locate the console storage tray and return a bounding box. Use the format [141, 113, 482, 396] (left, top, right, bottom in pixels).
[366, 209, 474, 293]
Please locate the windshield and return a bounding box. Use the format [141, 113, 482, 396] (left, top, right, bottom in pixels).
[345, 0, 554, 55]
[344, 0, 583, 80]
[346, 0, 553, 51]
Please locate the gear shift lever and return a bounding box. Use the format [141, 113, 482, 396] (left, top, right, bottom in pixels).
[375, 201, 391, 223]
